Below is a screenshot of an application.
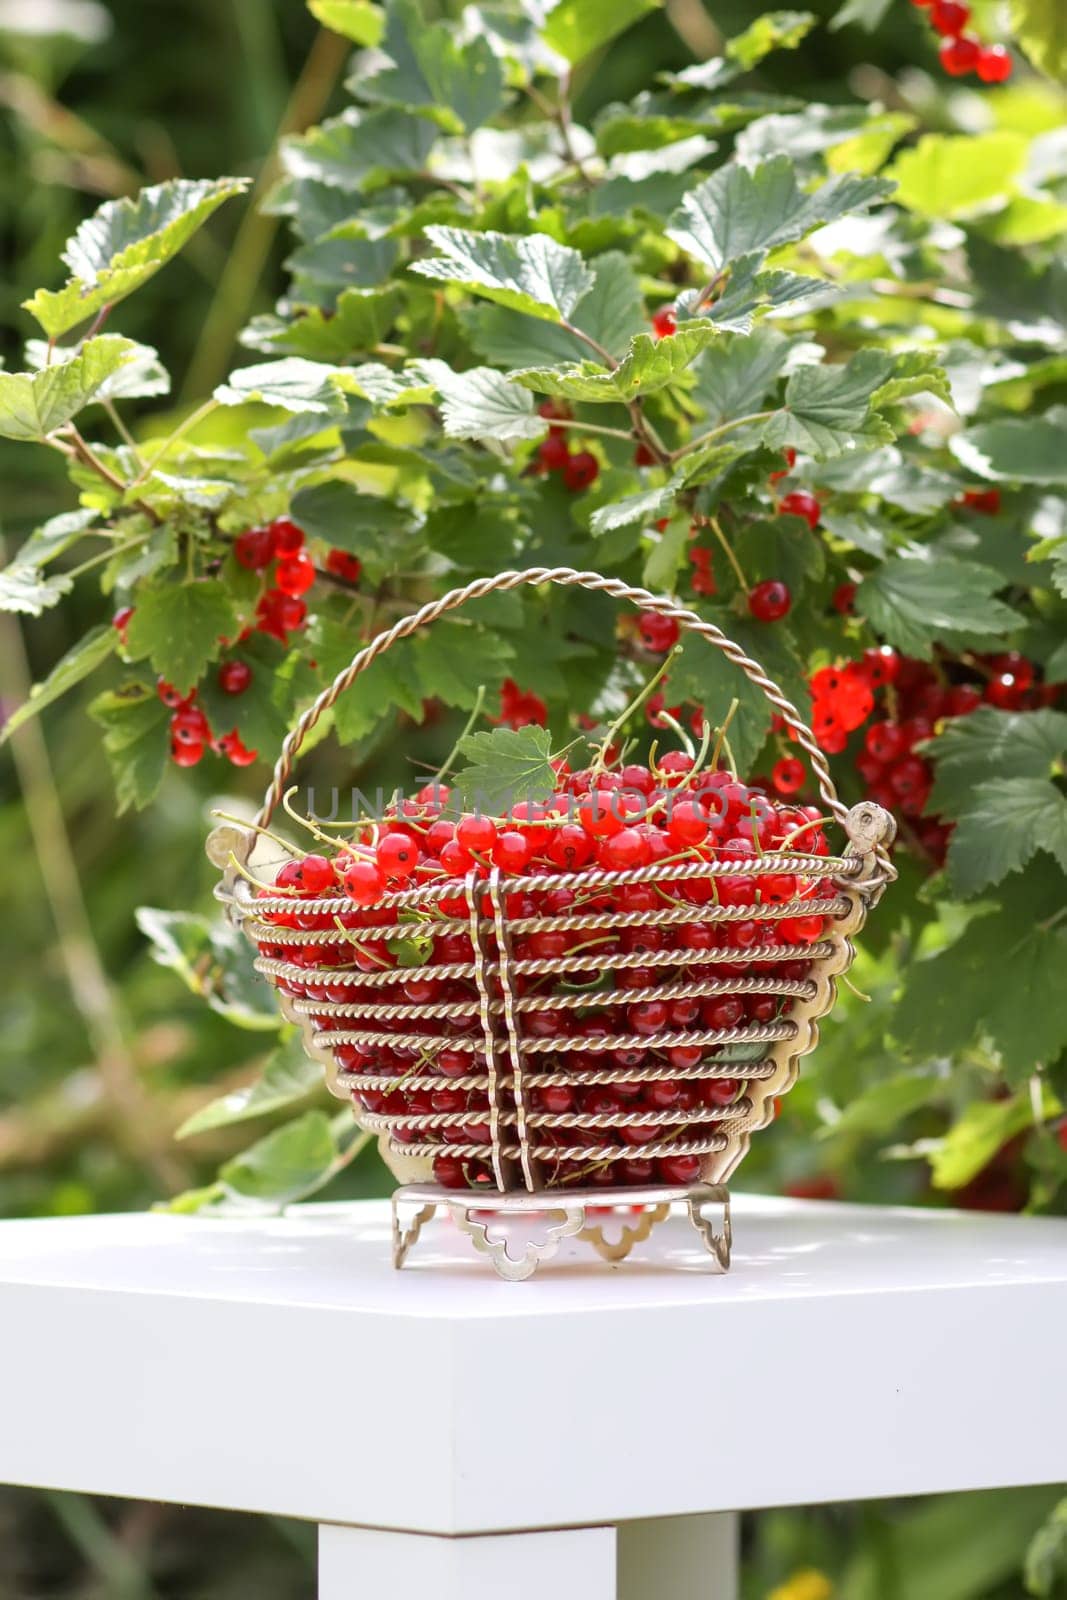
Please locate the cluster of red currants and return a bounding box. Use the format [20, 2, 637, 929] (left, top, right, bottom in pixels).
[157, 664, 257, 769]
[255, 754, 836, 1192]
[534, 401, 600, 491]
[910, 0, 1012, 79]
[234, 517, 317, 642]
[498, 677, 548, 730]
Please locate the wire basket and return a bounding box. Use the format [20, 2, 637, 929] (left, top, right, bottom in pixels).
[210, 567, 895, 1276]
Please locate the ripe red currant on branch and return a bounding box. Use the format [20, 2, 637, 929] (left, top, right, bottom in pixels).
[748, 580, 792, 622]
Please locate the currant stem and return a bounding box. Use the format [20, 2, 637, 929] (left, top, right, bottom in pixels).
[700, 512, 749, 593]
[669, 410, 775, 465]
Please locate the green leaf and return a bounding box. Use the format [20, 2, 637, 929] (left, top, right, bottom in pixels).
[691, 325, 800, 428]
[946, 777, 1067, 897]
[176, 1035, 321, 1137]
[466, 251, 646, 368]
[667, 625, 798, 776]
[89, 685, 171, 812]
[725, 9, 815, 66]
[666, 156, 892, 274]
[886, 133, 1027, 220]
[218, 1110, 346, 1207]
[829, 0, 893, 31]
[0, 510, 95, 614]
[412, 620, 514, 708]
[135, 906, 282, 1030]
[763, 349, 949, 459]
[452, 725, 557, 812]
[1, 626, 115, 743]
[511, 319, 718, 404]
[590, 483, 677, 535]
[1011, 0, 1066, 80]
[284, 107, 438, 193]
[895, 868, 1067, 1080]
[214, 356, 352, 416]
[0, 567, 73, 615]
[431, 364, 542, 441]
[740, 516, 825, 596]
[925, 708, 1067, 818]
[289, 481, 414, 562]
[950, 416, 1067, 486]
[309, 615, 423, 741]
[1025, 1497, 1067, 1599]
[307, 0, 383, 45]
[0, 336, 138, 441]
[410, 226, 595, 323]
[356, 0, 505, 132]
[242, 287, 401, 362]
[25, 336, 170, 401]
[642, 515, 690, 591]
[820, 1068, 948, 1141]
[541, 0, 659, 63]
[857, 551, 1022, 659]
[928, 1093, 1036, 1190]
[24, 177, 248, 337]
[123, 580, 237, 694]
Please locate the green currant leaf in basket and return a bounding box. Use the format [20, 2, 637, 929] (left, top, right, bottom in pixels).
[410, 226, 595, 323]
[89, 684, 172, 813]
[136, 906, 282, 1032]
[123, 580, 237, 695]
[945, 777, 1067, 898]
[307, 0, 384, 46]
[0, 336, 139, 442]
[950, 414, 1067, 487]
[175, 1033, 322, 1137]
[452, 725, 557, 813]
[1, 626, 115, 744]
[856, 551, 1023, 660]
[666, 156, 892, 275]
[355, 0, 505, 133]
[24, 177, 249, 338]
[512, 321, 718, 404]
[894, 866, 1067, 1082]
[924, 707, 1067, 818]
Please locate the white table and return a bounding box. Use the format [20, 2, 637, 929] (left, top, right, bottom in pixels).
[0, 1194, 1064, 1599]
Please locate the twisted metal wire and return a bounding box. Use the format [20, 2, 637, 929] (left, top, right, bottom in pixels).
[256, 566, 849, 832]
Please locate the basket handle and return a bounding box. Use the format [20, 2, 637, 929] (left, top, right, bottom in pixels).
[256, 566, 852, 832]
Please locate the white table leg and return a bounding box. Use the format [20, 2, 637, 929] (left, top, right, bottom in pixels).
[319, 1523, 616, 1599]
[617, 1512, 739, 1600]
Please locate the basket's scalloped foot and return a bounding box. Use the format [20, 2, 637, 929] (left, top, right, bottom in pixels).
[392, 1199, 438, 1269]
[389, 1184, 732, 1277]
[453, 1204, 585, 1281]
[578, 1201, 671, 1262]
[687, 1185, 732, 1271]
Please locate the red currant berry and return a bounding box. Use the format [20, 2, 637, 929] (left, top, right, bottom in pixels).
[929, 0, 969, 31]
[748, 580, 792, 622]
[772, 757, 805, 795]
[295, 855, 334, 894]
[862, 645, 900, 687]
[634, 442, 655, 467]
[325, 549, 361, 583]
[378, 831, 420, 879]
[433, 1154, 467, 1189]
[628, 1000, 668, 1035]
[985, 672, 1026, 710]
[651, 306, 677, 339]
[888, 755, 931, 803]
[537, 431, 571, 472]
[221, 731, 257, 766]
[865, 721, 905, 764]
[456, 815, 498, 855]
[939, 32, 980, 73]
[563, 450, 599, 492]
[768, 447, 798, 485]
[832, 582, 857, 616]
[961, 487, 1002, 514]
[343, 858, 386, 906]
[157, 678, 190, 709]
[703, 1077, 742, 1107]
[666, 799, 709, 849]
[659, 1154, 701, 1185]
[171, 706, 210, 744]
[112, 605, 134, 638]
[276, 595, 307, 632]
[702, 996, 745, 1030]
[637, 611, 680, 653]
[976, 43, 1012, 81]
[270, 518, 305, 556]
[946, 684, 982, 717]
[170, 738, 204, 768]
[234, 527, 274, 570]
[598, 827, 651, 870]
[275, 554, 316, 597]
[779, 490, 821, 530]
[491, 830, 533, 872]
[218, 660, 252, 695]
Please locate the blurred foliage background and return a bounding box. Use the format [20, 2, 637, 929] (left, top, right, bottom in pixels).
[0, 0, 1063, 1596]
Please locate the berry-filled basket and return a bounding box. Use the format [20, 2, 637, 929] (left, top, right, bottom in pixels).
[211, 567, 895, 1278]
